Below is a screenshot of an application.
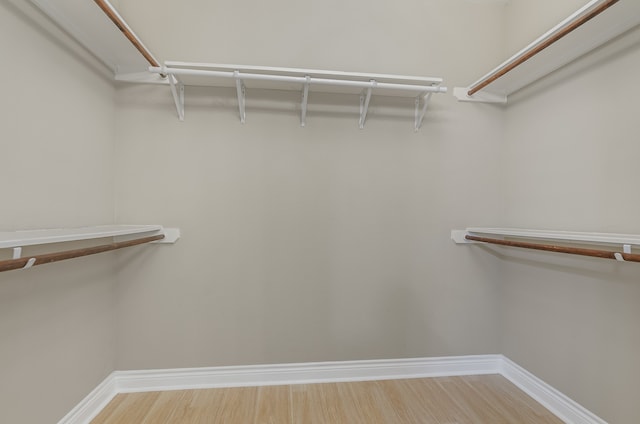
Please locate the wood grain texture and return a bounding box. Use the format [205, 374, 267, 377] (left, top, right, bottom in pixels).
[91, 375, 564, 424]
[465, 234, 640, 263]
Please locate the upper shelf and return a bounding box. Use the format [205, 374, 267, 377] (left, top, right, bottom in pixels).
[454, 0, 640, 103]
[0, 225, 179, 249]
[147, 62, 445, 97]
[132, 62, 448, 130]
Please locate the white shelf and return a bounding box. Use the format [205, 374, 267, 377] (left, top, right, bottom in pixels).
[0, 225, 179, 249]
[451, 227, 640, 247]
[152, 62, 445, 96]
[138, 62, 447, 130]
[454, 0, 640, 103]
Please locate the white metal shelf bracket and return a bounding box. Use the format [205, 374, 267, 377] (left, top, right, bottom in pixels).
[168, 75, 185, 121]
[301, 76, 310, 127]
[359, 82, 374, 129]
[414, 91, 433, 132]
[234, 71, 246, 124]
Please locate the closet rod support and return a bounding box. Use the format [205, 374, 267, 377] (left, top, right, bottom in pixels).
[234, 71, 246, 124]
[169, 75, 184, 121]
[22, 258, 36, 270]
[359, 84, 374, 129]
[415, 92, 433, 132]
[301, 76, 310, 127]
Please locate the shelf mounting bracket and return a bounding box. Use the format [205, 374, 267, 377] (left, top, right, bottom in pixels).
[414, 91, 433, 132]
[359, 82, 374, 129]
[234, 71, 246, 124]
[453, 87, 507, 104]
[301, 76, 310, 127]
[168, 75, 185, 121]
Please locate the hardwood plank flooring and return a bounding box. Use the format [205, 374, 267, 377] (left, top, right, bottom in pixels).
[91, 375, 563, 424]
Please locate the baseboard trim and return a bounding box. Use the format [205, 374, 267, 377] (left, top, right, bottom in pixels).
[57, 373, 117, 424]
[59, 355, 606, 424]
[500, 356, 607, 424]
[115, 354, 501, 393]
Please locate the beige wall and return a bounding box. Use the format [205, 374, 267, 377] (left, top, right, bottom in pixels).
[115, 0, 507, 82]
[112, 0, 508, 370]
[0, 1, 117, 423]
[502, 3, 640, 422]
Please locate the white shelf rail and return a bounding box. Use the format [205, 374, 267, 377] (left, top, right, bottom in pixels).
[146, 62, 447, 131]
[452, 228, 640, 263]
[0, 225, 179, 272]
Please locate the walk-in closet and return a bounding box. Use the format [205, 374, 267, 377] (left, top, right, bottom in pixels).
[2, 0, 639, 422]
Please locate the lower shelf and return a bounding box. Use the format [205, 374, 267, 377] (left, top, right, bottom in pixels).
[452, 227, 640, 263]
[0, 225, 180, 272]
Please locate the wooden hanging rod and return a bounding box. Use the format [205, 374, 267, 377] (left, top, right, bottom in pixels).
[467, 0, 620, 96]
[0, 234, 164, 273]
[465, 234, 640, 263]
[93, 0, 162, 70]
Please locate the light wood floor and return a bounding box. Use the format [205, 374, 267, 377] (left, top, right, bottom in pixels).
[91, 374, 563, 423]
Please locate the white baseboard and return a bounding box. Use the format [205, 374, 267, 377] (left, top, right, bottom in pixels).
[114, 354, 501, 393]
[500, 356, 607, 424]
[57, 373, 117, 424]
[59, 354, 606, 424]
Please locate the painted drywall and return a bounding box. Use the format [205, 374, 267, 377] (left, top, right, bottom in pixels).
[0, 1, 117, 423]
[112, 0, 508, 370]
[501, 4, 640, 423]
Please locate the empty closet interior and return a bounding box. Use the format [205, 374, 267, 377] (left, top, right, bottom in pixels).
[2, 0, 640, 423]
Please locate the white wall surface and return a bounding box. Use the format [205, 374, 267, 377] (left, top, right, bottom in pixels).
[112, 0, 507, 370]
[0, 1, 117, 423]
[502, 3, 640, 422]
